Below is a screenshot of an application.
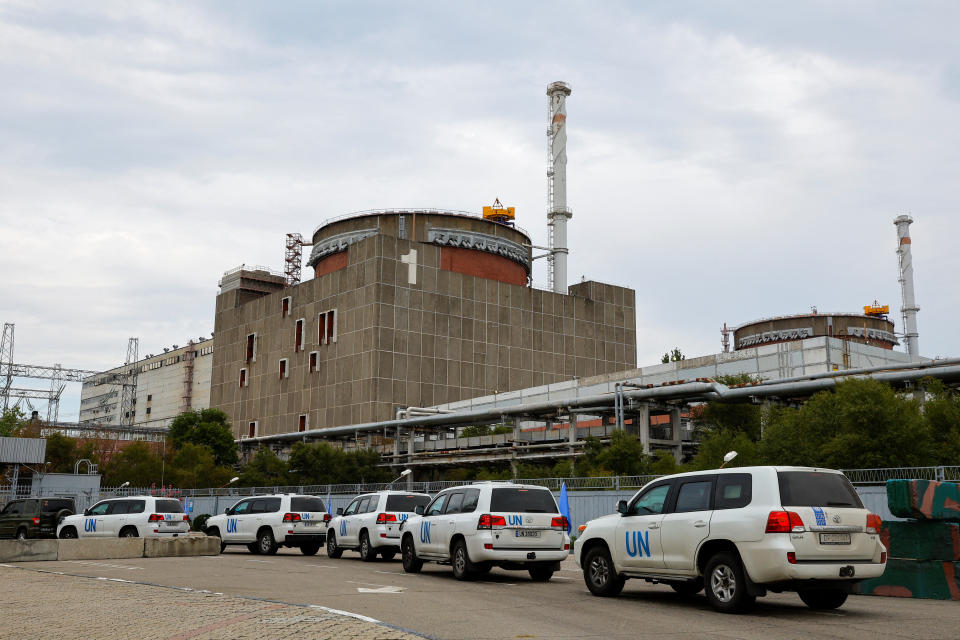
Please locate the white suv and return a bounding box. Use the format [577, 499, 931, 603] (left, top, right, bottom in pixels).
[399, 482, 570, 581]
[574, 466, 887, 613]
[326, 490, 431, 561]
[58, 496, 189, 539]
[204, 494, 330, 555]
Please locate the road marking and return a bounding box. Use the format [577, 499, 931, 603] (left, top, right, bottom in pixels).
[66, 561, 143, 570]
[303, 564, 338, 568]
[345, 580, 399, 588]
[308, 605, 380, 624]
[246, 559, 273, 564]
[356, 586, 405, 594]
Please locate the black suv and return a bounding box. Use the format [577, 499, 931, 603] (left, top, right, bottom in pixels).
[0, 497, 76, 539]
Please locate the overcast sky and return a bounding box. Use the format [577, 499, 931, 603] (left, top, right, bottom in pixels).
[2, 1, 958, 420]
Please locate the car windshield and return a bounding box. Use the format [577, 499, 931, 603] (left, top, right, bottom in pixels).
[291, 497, 326, 512]
[490, 488, 558, 513]
[155, 499, 184, 513]
[385, 494, 431, 512]
[777, 471, 863, 508]
[39, 499, 75, 513]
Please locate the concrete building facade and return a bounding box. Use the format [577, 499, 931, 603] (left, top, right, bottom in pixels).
[79, 339, 214, 428]
[211, 210, 637, 440]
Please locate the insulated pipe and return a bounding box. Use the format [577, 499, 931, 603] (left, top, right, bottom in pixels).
[745, 356, 959, 386]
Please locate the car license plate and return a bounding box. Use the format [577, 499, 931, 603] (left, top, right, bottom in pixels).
[302, 521, 316, 527]
[819, 533, 851, 545]
[515, 530, 541, 538]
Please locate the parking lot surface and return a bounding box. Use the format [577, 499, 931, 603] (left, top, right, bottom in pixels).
[5, 549, 960, 639]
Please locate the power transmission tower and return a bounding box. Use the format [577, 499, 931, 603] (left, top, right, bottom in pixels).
[118, 338, 139, 426]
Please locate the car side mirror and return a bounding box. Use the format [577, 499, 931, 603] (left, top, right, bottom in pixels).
[414, 505, 424, 515]
[336, 507, 344, 515]
[83, 508, 91, 516]
[224, 507, 232, 515]
[616, 500, 629, 516]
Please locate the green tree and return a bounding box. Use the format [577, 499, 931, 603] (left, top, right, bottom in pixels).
[460, 424, 512, 438]
[690, 430, 762, 470]
[0, 407, 27, 437]
[239, 447, 291, 486]
[168, 409, 238, 466]
[650, 450, 681, 475]
[283, 442, 390, 485]
[661, 348, 685, 364]
[597, 430, 650, 476]
[44, 432, 78, 472]
[102, 442, 162, 486]
[170, 443, 233, 489]
[921, 378, 960, 465]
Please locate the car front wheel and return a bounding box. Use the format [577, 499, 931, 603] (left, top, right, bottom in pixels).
[401, 536, 422, 573]
[583, 546, 625, 597]
[704, 552, 755, 613]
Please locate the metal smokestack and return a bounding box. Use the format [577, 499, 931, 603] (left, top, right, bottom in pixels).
[894, 215, 920, 358]
[546, 81, 572, 294]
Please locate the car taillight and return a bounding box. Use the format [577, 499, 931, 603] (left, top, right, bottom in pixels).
[477, 514, 506, 529]
[765, 510, 804, 533]
[183, 515, 190, 522]
[376, 513, 397, 524]
[551, 516, 568, 529]
[282, 513, 301, 522]
[148, 514, 164, 522]
[787, 552, 797, 564]
[866, 513, 882, 535]
[322, 513, 332, 523]
[32, 517, 41, 525]
[880, 551, 887, 563]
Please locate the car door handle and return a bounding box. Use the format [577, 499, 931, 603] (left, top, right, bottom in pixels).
[693, 521, 707, 528]
[648, 524, 660, 530]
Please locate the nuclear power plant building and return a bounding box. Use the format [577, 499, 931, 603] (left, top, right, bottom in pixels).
[211, 210, 637, 440]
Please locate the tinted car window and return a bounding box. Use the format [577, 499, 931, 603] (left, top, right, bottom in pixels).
[89, 502, 111, 516]
[291, 497, 327, 512]
[778, 471, 863, 508]
[490, 488, 558, 513]
[356, 497, 371, 514]
[715, 474, 752, 510]
[674, 481, 713, 513]
[385, 494, 431, 512]
[343, 499, 359, 516]
[2, 501, 21, 515]
[444, 493, 465, 515]
[156, 499, 182, 513]
[251, 498, 281, 514]
[631, 484, 670, 515]
[366, 497, 380, 513]
[425, 493, 448, 516]
[109, 501, 131, 515]
[40, 499, 75, 513]
[461, 489, 480, 514]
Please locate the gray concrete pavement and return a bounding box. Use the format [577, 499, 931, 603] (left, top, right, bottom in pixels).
[7, 548, 959, 639]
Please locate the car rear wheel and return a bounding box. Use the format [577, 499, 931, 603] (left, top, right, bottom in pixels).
[401, 536, 422, 573]
[59, 527, 78, 539]
[705, 553, 755, 613]
[451, 539, 475, 581]
[16, 528, 28, 540]
[359, 531, 376, 562]
[119, 527, 139, 538]
[258, 529, 278, 555]
[300, 542, 321, 556]
[326, 532, 343, 559]
[528, 566, 554, 581]
[798, 588, 848, 610]
[583, 546, 625, 597]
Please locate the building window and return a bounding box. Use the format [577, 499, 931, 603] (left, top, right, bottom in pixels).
[279, 359, 288, 379]
[309, 351, 318, 373]
[246, 333, 257, 362]
[145, 407, 151, 415]
[317, 309, 337, 345]
[295, 318, 304, 352]
[239, 368, 247, 388]
[248, 421, 257, 438]
[281, 296, 291, 318]
[147, 394, 152, 402]
[298, 414, 308, 432]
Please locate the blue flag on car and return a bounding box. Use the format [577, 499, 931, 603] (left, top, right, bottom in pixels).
[325, 487, 332, 514]
[559, 482, 572, 533]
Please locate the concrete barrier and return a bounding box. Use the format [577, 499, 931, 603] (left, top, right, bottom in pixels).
[0, 539, 58, 562]
[143, 535, 221, 558]
[58, 538, 145, 561]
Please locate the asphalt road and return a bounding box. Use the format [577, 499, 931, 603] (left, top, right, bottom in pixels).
[12, 547, 958, 639]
